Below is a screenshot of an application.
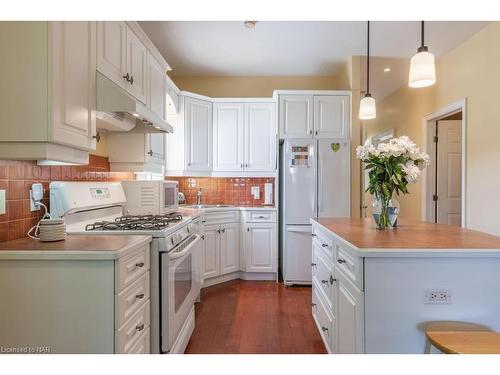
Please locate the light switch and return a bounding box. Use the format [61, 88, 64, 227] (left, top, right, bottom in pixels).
[0, 189, 5, 215]
[251, 186, 260, 199]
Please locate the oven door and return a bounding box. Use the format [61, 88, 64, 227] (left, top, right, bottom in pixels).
[161, 181, 179, 214]
[160, 234, 201, 353]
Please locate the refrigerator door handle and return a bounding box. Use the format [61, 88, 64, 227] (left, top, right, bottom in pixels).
[286, 226, 312, 233]
[315, 139, 319, 217]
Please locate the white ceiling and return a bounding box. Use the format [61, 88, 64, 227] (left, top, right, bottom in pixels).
[139, 21, 489, 97]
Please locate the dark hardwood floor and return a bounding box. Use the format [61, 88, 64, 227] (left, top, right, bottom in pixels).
[185, 279, 327, 354]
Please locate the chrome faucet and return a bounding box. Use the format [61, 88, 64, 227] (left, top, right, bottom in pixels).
[196, 188, 202, 205]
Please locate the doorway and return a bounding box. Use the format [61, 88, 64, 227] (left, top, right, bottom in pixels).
[422, 100, 466, 227]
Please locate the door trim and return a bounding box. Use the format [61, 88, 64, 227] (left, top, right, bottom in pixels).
[421, 99, 467, 228]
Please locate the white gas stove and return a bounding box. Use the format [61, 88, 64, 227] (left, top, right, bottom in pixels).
[49, 181, 202, 354]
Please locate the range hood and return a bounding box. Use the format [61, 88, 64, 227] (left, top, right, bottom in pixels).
[96, 72, 174, 134]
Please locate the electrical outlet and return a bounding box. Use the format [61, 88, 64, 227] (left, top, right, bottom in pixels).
[29, 190, 41, 212]
[0, 189, 5, 215]
[424, 288, 452, 304]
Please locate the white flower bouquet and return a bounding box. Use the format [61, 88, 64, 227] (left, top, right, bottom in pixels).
[356, 136, 430, 229]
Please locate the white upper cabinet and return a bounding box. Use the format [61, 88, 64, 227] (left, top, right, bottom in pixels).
[185, 96, 213, 171]
[97, 21, 127, 89]
[147, 53, 166, 121]
[279, 95, 314, 138]
[125, 26, 148, 104]
[213, 103, 245, 171]
[314, 95, 350, 139]
[51, 21, 97, 151]
[244, 103, 276, 172]
[147, 133, 166, 164]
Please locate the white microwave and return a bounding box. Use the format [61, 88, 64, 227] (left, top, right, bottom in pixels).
[121, 180, 179, 216]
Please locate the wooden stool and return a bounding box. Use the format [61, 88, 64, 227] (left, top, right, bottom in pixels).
[425, 321, 500, 354]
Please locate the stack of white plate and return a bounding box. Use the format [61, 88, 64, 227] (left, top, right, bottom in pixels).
[38, 218, 66, 242]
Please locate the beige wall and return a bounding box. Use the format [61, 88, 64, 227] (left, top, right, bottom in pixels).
[363, 22, 500, 236]
[169, 75, 337, 97]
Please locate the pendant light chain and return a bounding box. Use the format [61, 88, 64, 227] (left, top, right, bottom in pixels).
[421, 20, 424, 48]
[367, 20, 370, 95]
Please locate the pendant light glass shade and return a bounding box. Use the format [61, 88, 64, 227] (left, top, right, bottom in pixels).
[359, 94, 376, 120]
[359, 21, 376, 120]
[408, 49, 436, 88]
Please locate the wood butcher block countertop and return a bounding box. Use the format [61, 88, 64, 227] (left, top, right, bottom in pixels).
[0, 234, 152, 260]
[311, 218, 500, 257]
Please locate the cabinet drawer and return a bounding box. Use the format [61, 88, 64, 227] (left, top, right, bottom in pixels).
[116, 300, 150, 354]
[312, 286, 333, 353]
[312, 227, 335, 261]
[335, 241, 363, 291]
[203, 210, 240, 225]
[127, 328, 150, 354]
[244, 211, 276, 223]
[312, 244, 335, 313]
[115, 246, 150, 293]
[116, 272, 150, 329]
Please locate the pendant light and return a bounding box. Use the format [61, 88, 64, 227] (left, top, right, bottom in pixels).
[359, 21, 376, 120]
[408, 21, 436, 88]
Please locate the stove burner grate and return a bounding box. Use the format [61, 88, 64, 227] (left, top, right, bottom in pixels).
[85, 213, 183, 231]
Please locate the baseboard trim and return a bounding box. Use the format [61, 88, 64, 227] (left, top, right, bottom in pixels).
[202, 271, 278, 288]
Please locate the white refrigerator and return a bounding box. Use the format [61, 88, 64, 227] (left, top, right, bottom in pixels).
[280, 138, 350, 285]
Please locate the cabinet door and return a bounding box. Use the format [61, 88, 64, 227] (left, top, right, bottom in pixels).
[213, 102, 244, 171]
[147, 53, 166, 121]
[314, 95, 350, 139]
[337, 272, 364, 354]
[279, 95, 313, 138]
[317, 139, 350, 218]
[185, 97, 213, 171]
[96, 21, 127, 89]
[146, 133, 166, 165]
[244, 103, 276, 172]
[245, 223, 276, 273]
[220, 223, 240, 275]
[202, 225, 220, 280]
[50, 21, 97, 151]
[125, 26, 147, 104]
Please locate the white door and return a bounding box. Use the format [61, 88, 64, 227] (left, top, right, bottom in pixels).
[314, 96, 350, 139]
[96, 21, 127, 89]
[317, 139, 350, 218]
[147, 53, 166, 121]
[220, 223, 240, 275]
[185, 97, 213, 171]
[213, 102, 244, 171]
[245, 223, 276, 273]
[279, 95, 314, 138]
[337, 274, 363, 354]
[284, 226, 312, 283]
[202, 225, 220, 280]
[437, 120, 462, 226]
[50, 21, 97, 151]
[146, 133, 166, 165]
[125, 26, 147, 104]
[244, 103, 276, 172]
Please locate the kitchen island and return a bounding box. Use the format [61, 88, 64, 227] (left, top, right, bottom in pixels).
[310, 218, 500, 354]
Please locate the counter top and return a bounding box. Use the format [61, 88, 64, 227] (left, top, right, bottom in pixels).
[180, 205, 277, 213]
[0, 234, 152, 260]
[311, 218, 500, 256]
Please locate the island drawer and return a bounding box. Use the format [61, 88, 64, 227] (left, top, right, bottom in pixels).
[312, 243, 336, 313]
[127, 328, 150, 354]
[244, 211, 277, 223]
[312, 226, 335, 261]
[335, 241, 364, 291]
[115, 246, 150, 293]
[116, 300, 150, 354]
[312, 285, 334, 353]
[202, 210, 240, 225]
[116, 271, 150, 329]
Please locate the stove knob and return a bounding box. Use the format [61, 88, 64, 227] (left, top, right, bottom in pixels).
[170, 237, 175, 245]
[175, 234, 182, 243]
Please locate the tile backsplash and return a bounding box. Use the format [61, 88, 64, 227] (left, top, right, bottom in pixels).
[0, 155, 134, 242]
[168, 177, 275, 207]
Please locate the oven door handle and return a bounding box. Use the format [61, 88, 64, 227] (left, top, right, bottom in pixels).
[168, 234, 201, 261]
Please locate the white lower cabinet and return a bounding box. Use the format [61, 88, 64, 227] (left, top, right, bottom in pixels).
[244, 223, 277, 273]
[312, 221, 364, 354]
[201, 222, 239, 281]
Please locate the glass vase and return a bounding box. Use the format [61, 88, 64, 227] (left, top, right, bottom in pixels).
[372, 194, 400, 229]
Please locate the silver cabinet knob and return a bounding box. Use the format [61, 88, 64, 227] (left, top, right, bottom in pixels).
[201, 234, 205, 240]
[321, 279, 329, 285]
[130, 75, 134, 85]
[135, 262, 145, 268]
[311, 303, 317, 307]
[311, 263, 316, 267]
[136, 324, 145, 332]
[330, 275, 337, 285]
[136, 293, 145, 299]
[337, 259, 346, 264]
[123, 73, 130, 82]
[322, 243, 328, 248]
[311, 233, 317, 237]
[321, 326, 328, 332]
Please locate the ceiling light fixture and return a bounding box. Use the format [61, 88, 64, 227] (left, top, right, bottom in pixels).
[244, 21, 257, 29]
[408, 21, 436, 88]
[384, 68, 391, 72]
[359, 21, 376, 120]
